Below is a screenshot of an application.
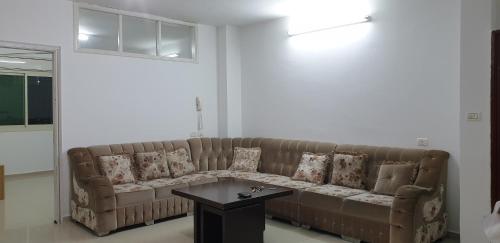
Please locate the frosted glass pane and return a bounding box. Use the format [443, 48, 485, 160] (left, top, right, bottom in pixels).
[123, 16, 157, 55]
[78, 8, 119, 51]
[160, 23, 194, 59]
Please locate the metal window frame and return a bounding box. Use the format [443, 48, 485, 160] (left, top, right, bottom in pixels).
[74, 2, 199, 63]
[0, 71, 53, 132]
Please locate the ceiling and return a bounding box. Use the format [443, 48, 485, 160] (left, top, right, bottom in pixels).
[0, 48, 52, 73]
[76, 0, 300, 26]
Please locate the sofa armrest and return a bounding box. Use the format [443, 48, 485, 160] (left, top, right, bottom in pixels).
[69, 148, 117, 235]
[390, 185, 432, 243]
[390, 185, 447, 243]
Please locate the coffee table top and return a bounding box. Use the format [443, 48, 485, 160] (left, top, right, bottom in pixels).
[172, 179, 293, 210]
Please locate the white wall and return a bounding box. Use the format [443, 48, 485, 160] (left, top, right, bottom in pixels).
[240, 0, 461, 232]
[0, 0, 219, 216]
[459, 0, 494, 242]
[0, 131, 53, 175]
[217, 25, 242, 137]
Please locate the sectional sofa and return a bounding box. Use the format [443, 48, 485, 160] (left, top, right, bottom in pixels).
[68, 137, 449, 243]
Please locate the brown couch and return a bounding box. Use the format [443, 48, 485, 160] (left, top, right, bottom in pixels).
[68, 137, 449, 243]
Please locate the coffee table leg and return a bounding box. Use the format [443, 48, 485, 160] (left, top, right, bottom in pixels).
[194, 202, 201, 243]
[222, 202, 265, 243]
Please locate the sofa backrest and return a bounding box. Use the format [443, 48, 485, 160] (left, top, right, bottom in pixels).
[187, 137, 337, 177]
[68, 138, 448, 193]
[258, 138, 337, 177]
[187, 137, 264, 171]
[84, 140, 192, 176]
[335, 144, 449, 191]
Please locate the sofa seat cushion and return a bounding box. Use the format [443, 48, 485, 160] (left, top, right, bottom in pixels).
[197, 170, 235, 178]
[342, 193, 394, 224]
[174, 174, 218, 186]
[304, 184, 367, 198]
[137, 179, 189, 199]
[253, 174, 316, 189]
[113, 183, 154, 207]
[300, 184, 367, 234]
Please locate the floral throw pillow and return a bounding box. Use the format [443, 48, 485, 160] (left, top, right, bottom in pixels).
[292, 152, 329, 184]
[98, 154, 136, 185]
[229, 147, 261, 172]
[166, 148, 196, 178]
[135, 150, 170, 181]
[330, 152, 368, 189]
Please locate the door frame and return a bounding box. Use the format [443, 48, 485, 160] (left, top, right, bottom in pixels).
[0, 40, 62, 223]
[492, 30, 500, 210]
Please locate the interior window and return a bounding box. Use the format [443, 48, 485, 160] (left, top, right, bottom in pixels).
[0, 74, 25, 126]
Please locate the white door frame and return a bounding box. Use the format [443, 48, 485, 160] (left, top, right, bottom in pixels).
[0, 40, 62, 223]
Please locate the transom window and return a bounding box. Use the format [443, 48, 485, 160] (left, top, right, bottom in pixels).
[75, 3, 197, 62]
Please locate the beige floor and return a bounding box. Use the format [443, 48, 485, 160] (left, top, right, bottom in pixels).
[0, 172, 459, 243]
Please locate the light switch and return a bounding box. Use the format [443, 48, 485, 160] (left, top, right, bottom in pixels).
[417, 138, 429, 147]
[467, 113, 481, 121]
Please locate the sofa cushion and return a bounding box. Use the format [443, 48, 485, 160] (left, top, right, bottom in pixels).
[98, 154, 136, 185]
[174, 174, 218, 186]
[166, 148, 196, 178]
[135, 150, 170, 180]
[229, 147, 261, 172]
[373, 163, 418, 195]
[304, 184, 367, 198]
[342, 193, 394, 224]
[292, 152, 330, 184]
[137, 178, 189, 199]
[252, 174, 316, 189]
[113, 183, 154, 207]
[197, 170, 235, 178]
[330, 152, 367, 189]
[300, 185, 367, 234]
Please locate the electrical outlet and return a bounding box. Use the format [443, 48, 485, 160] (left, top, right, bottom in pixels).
[467, 112, 481, 121]
[417, 138, 429, 147]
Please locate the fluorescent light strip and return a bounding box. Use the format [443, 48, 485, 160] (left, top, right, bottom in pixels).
[288, 16, 372, 36]
[0, 59, 27, 64]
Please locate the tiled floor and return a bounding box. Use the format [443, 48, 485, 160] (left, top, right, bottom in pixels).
[0, 172, 460, 243]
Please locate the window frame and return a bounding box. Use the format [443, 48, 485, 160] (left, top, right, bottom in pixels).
[74, 3, 199, 63]
[0, 71, 53, 132]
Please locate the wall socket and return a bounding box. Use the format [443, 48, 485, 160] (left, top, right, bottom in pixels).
[467, 112, 481, 121]
[417, 138, 429, 147]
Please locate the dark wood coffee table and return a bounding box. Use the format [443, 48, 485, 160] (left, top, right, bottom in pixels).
[172, 179, 293, 243]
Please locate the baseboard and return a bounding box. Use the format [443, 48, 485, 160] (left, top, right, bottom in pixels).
[447, 231, 460, 239]
[6, 169, 54, 177]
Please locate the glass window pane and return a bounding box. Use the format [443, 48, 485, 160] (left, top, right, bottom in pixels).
[78, 8, 119, 51]
[0, 75, 24, 126]
[160, 23, 195, 59]
[28, 76, 52, 125]
[123, 16, 157, 55]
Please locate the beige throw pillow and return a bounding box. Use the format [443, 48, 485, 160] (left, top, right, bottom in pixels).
[98, 154, 136, 185]
[229, 147, 261, 172]
[135, 150, 170, 181]
[166, 148, 196, 178]
[373, 163, 419, 196]
[292, 152, 329, 184]
[330, 152, 367, 189]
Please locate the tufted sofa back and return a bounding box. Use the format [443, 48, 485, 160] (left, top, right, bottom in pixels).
[187, 137, 337, 177]
[187, 137, 264, 171]
[335, 144, 449, 191]
[84, 140, 192, 176]
[70, 138, 448, 193]
[258, 138, 337, 177]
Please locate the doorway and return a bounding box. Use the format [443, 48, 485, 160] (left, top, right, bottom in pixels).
[0, 41, 61, 227]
